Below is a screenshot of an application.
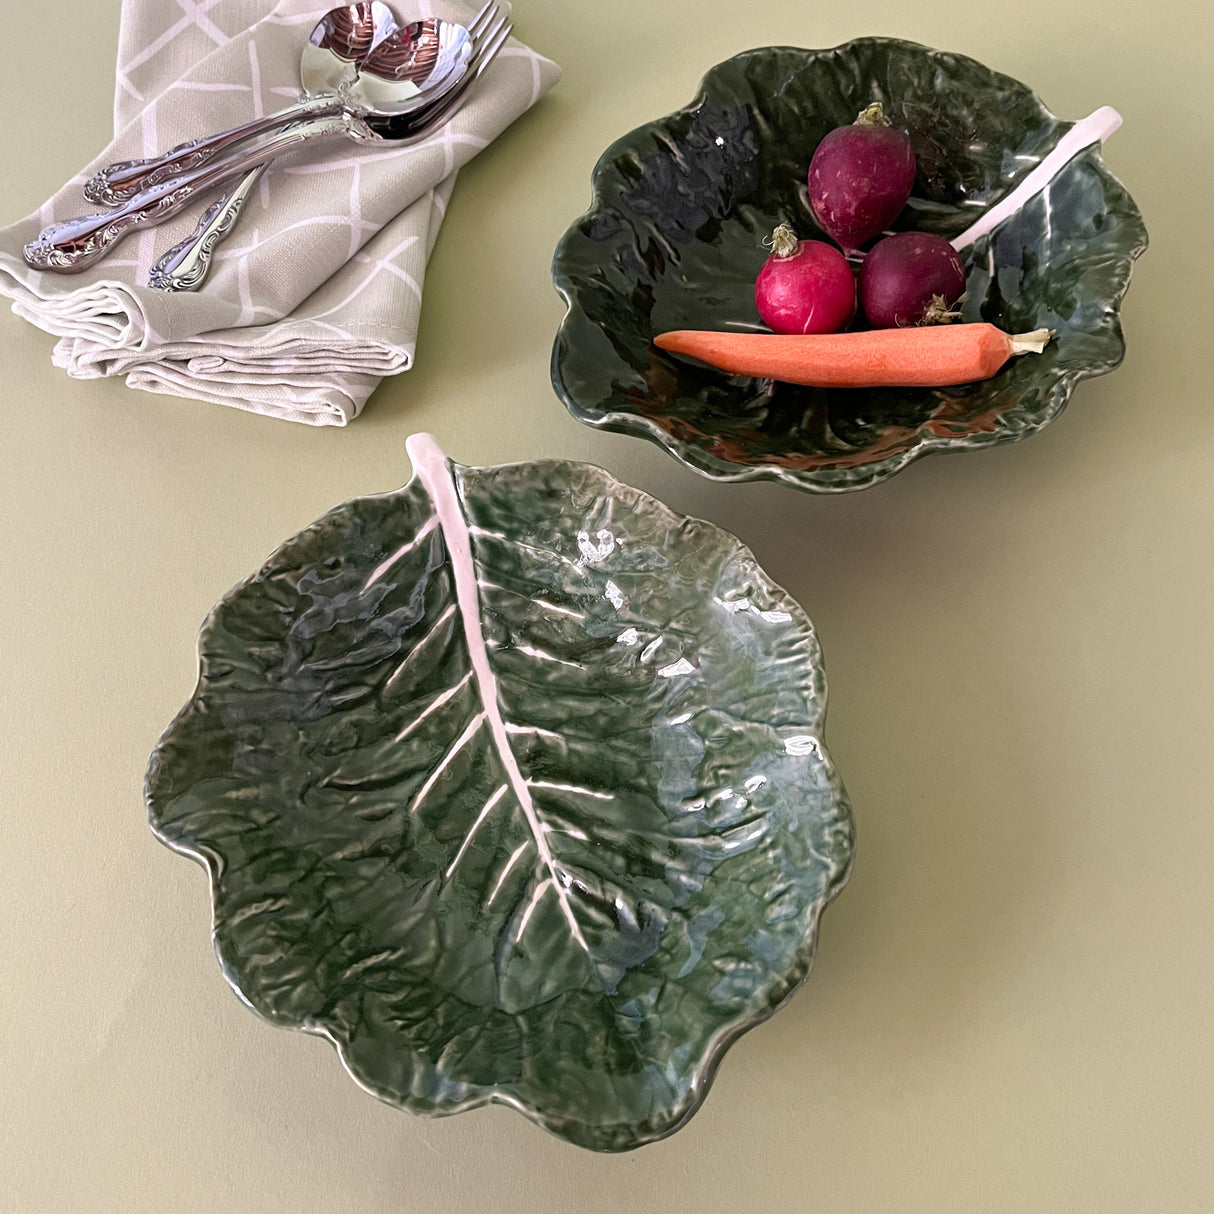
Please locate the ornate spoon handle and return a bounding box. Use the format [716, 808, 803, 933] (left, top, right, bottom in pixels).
[24, 114, 354, 274]
[84, 96, 340, 206]
[147, 166, 266, 291]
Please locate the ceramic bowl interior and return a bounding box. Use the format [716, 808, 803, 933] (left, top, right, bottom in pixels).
[146, 437, 854, 1152]
[551, 39, 1147, 492]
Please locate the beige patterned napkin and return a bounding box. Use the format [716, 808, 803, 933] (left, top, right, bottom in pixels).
[0, 0, 558, 424]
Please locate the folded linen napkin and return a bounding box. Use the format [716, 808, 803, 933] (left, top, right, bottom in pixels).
[0, 0, 559, 425]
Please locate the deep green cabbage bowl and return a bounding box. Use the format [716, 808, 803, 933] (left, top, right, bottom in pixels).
[550, 39, 1148, 493]
[145, 436, 853, 1152]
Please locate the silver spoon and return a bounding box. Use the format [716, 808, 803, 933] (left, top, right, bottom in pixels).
[147, 2, 494, 291]
[85, 3, 467, 205]
[22, 6, 508, 274]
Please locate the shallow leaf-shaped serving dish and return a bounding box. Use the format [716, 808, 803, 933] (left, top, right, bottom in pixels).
[146, 435, 853, 1152]
[551, 39, 1147, 492]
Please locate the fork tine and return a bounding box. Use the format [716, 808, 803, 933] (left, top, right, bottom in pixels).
[472, 18, 512, 76]
[379, 7, 511, 143]
[410, 20, 510, 134]
[466, 8, 509, 66]
[464, 0, 498, 41]
[460, 11, 510, 81]
[414, 3, 501, 121]
[455, 17, 510, 92]
[430, 10, 509, 103]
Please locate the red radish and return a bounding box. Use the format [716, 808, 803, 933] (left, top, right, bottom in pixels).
[754, 224, 856, 335]
[808, 103, 916, 252]
[860, 231, 968, 328]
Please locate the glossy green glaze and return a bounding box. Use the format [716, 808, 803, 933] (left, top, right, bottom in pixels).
[551, 39, 1148, 492]
[145, 438, 853, 1152]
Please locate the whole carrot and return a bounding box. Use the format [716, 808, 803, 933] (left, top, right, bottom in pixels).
[653, 324, 1052, 388]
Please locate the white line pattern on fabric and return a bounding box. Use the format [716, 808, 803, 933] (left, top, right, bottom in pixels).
[172, 0, 228, 47]
[164, 81, 255, 93]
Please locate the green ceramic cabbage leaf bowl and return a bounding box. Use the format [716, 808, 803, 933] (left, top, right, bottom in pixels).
[145, 435, 854, 1152]
[550, 39, 1147, 493]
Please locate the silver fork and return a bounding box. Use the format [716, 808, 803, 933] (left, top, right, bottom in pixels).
[148, 5, 512, 292]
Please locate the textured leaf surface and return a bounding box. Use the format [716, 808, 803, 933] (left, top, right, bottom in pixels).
[551, 38, 1148, 492]
[146, 437, 853, 1151]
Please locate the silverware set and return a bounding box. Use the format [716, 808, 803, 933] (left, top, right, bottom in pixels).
[23, 2, 511, 289]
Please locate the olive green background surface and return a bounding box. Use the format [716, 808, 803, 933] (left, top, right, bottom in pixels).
[1, 0, 1211, 1209]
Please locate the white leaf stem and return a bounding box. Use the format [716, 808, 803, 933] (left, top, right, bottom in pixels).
[406, 433, 590, 953]
[951, 106, 1122, 252]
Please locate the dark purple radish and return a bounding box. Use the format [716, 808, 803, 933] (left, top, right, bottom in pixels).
[860, 231, 967, 328]
[808, 103, 916, 253]
[754, 224, 856, 335]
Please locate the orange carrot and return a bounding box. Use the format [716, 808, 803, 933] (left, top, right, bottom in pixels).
[653, 324, 1052, 388]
